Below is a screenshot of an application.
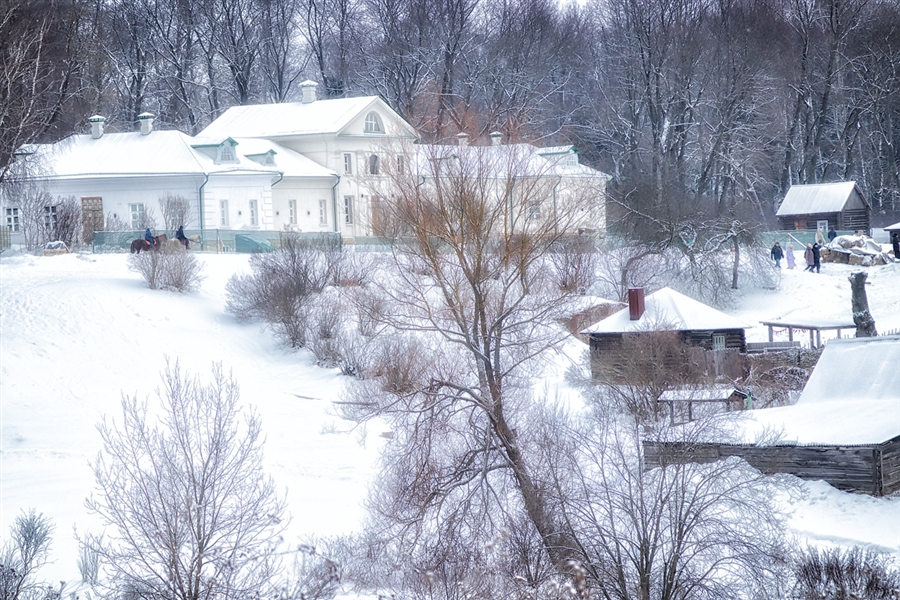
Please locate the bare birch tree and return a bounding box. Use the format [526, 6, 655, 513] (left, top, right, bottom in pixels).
[86, 362, 287, 600]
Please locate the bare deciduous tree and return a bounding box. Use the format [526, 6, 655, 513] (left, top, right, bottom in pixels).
[160, 192, 193, 230]
[86, 362, 287, 600]
[342, 143, 597, 575]
[0, 510, 54, 600]
[51, 195, 81, 248]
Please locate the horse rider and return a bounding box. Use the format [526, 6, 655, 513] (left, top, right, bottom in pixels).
[175, 225, 189, 249]
[144, 227, 155, 249]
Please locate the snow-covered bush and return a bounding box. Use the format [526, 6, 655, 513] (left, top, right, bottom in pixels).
[128, 241, 203, 292]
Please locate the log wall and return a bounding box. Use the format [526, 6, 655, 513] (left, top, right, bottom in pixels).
[643, 437, 900, 496]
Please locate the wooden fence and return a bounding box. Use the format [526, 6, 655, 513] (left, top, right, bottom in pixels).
[643, 436, 900, 496]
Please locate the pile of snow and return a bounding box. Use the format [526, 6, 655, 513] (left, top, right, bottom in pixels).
[823, 234, 895, 266]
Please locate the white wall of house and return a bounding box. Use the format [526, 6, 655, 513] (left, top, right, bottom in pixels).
[200, 174, 276, 231]
[271, 177, 339, 232]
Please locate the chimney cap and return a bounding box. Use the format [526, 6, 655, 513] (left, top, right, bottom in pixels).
[456, 132, 469, 147]
[138, 112, 154, 119]
[300, 80, 318, 87]
[88, 115, 105, 122]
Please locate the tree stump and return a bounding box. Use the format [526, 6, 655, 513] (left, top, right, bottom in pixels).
[849, 271, 877, 337]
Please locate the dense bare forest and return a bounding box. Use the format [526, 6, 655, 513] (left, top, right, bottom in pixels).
[3, 0, 899, 226]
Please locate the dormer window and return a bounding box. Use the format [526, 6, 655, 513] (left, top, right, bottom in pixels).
[216, 140, 238, 164]
[364, 112, 384, 134]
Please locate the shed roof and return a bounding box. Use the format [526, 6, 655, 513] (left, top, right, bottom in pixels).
[736, 336, 900, 445]
[580, 287, 750, 334]
[776, 181, 863, 216]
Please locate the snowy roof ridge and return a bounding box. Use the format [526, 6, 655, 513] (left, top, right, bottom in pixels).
[580, 287, 750, 334]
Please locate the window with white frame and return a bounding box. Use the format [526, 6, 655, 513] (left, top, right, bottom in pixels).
[5, 208, 20, 232]
[129, 203, 146, 229]
[364, 111, 383, 133]
[713, 334, 726, 351]
[249, 199, 258, 226]
[397, 155, 405, 175]
[343, 195, 354, 224]
[368, 154, 379, 175]
[219, 199, 229, 226]
[319, 199, 327, 226]
[343, 153, 353, 174]
[288, 199, 297, 225]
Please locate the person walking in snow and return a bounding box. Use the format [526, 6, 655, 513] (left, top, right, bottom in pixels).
[804, 243, 815, 272]
[785, 242, 796, 269]
[812, 242, 821, 273]
[892, 231, 900, 260]
[770, 241, 784, 268]
[176, 225, 189, 249]
[827, 226, 837, 242]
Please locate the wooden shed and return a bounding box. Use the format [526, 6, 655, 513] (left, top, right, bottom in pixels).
[776, 181, 870, 233]
[643, 336, 900, 496]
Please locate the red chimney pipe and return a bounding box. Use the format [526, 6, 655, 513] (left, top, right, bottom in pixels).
[628, 288, 645, 320]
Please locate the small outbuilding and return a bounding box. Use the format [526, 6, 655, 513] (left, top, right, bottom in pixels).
[581, 287, 750, 378]
[776, 181, 870, 234]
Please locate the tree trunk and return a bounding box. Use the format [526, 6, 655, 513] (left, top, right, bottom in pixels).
[848, 271, 877, 337]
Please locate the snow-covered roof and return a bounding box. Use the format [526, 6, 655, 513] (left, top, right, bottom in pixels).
[20, 132, 336, 181]
[580, 287, 750, 334]
[660, 387, 746, 402]
[416, 143, 610, 180]
[737, 336, 900, 445]
[24, 131, 208, 178]
[197, 96, 416, 139]
[776, 181, 861, 216]
[884, 221, 900, 231]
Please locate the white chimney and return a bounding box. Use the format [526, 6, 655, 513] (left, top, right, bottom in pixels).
[300, 80, 318, 104]
[490, 131, 502, 146]
[457, 132, 468, 147]
[89, 115, 105, 139]
[138, 112, 154, 135]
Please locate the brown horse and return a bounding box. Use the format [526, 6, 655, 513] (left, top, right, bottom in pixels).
[130, 234, 168, 253]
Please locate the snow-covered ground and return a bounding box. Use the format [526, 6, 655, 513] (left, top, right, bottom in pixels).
[1, 249, 898, 586]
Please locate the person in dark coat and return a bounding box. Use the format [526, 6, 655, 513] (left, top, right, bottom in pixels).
[770, 242, 784, 268]
[811, 242, 821, 273]
[827, 227, 837, 242]
[892, 231, 900, 260]
[804, 243, 815, 272]
[175, 225, 189, 249]
[144, 227, 155, 248]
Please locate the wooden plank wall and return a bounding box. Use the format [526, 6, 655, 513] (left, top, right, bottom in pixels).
[877, 438, 900, 495]
[643, 440, 893, 496]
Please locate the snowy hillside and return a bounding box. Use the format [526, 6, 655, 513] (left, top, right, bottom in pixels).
[1, 250, 898, 586]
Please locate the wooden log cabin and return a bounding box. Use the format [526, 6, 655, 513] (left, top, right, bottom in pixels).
[776, 181, 871, 234]
[581, 287, 750, 379]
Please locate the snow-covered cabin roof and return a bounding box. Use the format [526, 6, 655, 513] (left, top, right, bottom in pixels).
[197, 96, 417, 139]
[776, 181, 866, 216]
[580, 287, 750, 334]
[884, 221, 900, 232]
[736, 336, 900, 445]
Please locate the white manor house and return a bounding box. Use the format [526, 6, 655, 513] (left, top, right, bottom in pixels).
[2, 82, 608, 246]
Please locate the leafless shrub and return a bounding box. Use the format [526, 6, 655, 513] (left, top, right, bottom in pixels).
[77, 533, 102, 585]
[225, 236, 345, 347]
[792, 546, 899, 600]
[104, 213, 128, 231]
[746, 347, 823, 408]
[128, 241, 203, 291]
[159, 192, 192, 230]
[50, 195, 81, 248]
[275, 539, 342, 600]
[0, 509, 54, 600]
[549, 236, 600, 294]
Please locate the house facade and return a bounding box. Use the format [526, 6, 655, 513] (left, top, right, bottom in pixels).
[2, 81, 608, 246]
